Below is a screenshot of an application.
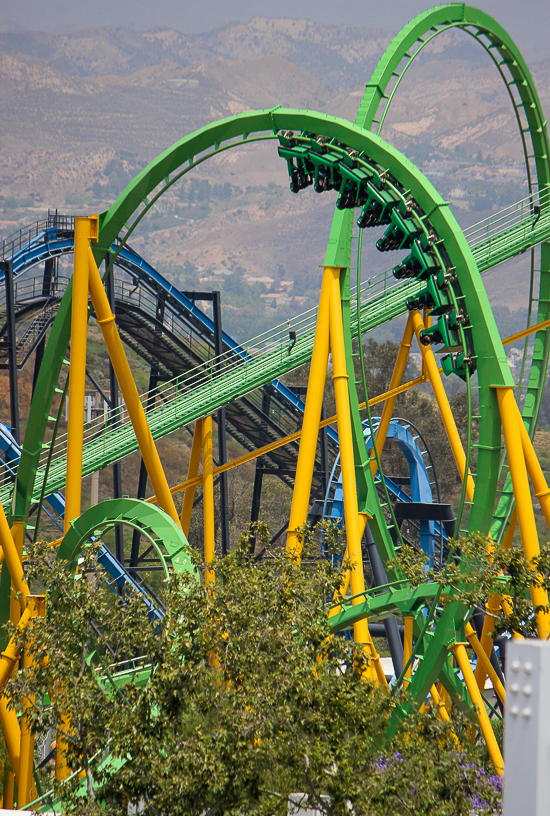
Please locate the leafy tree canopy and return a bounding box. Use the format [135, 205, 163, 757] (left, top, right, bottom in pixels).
[8, 528, 501, 815]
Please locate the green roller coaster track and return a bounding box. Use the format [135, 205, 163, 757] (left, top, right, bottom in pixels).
[4, 3, 550, 806]
[346, 2, 550, 547]
[58, 498, 195, 579]
[8, 113, 547, 519]
[1, 194, 546, 515]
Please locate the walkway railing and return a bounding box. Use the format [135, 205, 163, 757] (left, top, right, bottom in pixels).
[1, 190, 550, 505]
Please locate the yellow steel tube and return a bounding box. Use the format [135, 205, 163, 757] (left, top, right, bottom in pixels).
[438, 682, 453, 716]
[452, 644, 503, 775]
[428, 685, 460, 747]
[144, 377, 431, 506]
[501, 508, 518, 553]
[3, 771, 13, 810]
[55, 709, 72, 782]
[180, 419, 203, 537]
[0, 697, 20, 782]
[131, 314, 550, 514]
[516, 402, 550, 527]
[65, 217, 91, 531]
[0, 611, 32, 791]
[421, 309, 431, 378]
[8, 508, 25, 765]
[0, 606, 34, 791]
[411, 310, 474, 503]
[328, 563, 350, 618]
[429, 684, 450, 722]
[19, 651, 34, 808]
[328, 514, 369, 617]
[501, 595, 524, 638]
[202, 416, 215, 588]
[18, 597, 44, 808]
[496, 386, 550, 638]
[87, 249, 180, 526]
[328, 269, 385, 686]
[10, 521, 25, 633]
[0, 607, 33, 691]
[403, 615, 414, 690]
[473, 594, 502, 690]
[371, 312, 414, 475]
[465, 622, 506, 706]
[367, 630, 388, 687]
[474, 510, 518, 688]
[286, 266, 333, 559]
[0, 507, 29, 613]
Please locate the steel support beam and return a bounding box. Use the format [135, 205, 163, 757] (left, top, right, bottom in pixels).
[183, 290, 230, 556]
[130, 366, 159, 571]
[32, 256, 55, 396]
[1, 260, 19, 443]
[105, 253, 124, 566]
[249, 390, 270, 553]
[364, 522, 404, 677]
[212, 291, 230, 556]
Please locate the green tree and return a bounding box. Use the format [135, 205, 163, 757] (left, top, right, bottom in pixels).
[8, 531, 501, 814]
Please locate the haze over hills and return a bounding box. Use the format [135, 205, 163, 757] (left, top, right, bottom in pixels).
[0, 17, 548, 339]
[0, 18, 392, 86]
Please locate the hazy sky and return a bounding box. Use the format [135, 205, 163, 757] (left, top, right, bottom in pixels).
[1, 0, 548, 53]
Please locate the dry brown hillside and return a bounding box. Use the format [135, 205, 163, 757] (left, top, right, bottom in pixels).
[1, 19, 548, 335]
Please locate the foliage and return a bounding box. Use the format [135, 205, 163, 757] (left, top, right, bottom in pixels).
[394, 532, 550, 638]
[7, 529, 501, 815]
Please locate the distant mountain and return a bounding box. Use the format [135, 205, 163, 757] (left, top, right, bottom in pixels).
[0, 17, 392, 87]
[0, 18, 28, 34]
[1, 18, 548, 320]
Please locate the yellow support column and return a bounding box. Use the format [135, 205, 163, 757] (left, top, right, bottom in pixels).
[452, 643, 503, 775]
[465, 622, 505, 706]
[329, 560, 351, 618]
[429, 684, 450, 722]
[87, 248, 180, 527]
[286, 266, 333, 560]
[65, 217, 92, 531]
[0, 608, 34, 694]
[3, 770, 14, 810]
[0, 504, 35, 792]
[56, 216, 94, 783]
[403, 615, 414, 690]
[474, 510, 518, 689]
[7, 515, 27, 798]
[473, 594, 502, 691]
[371, 312, 414, 474]
[18, 596, 44, 809]
[329, 516, 369, 616]
[496, 386, 550, 639]
[0, 507, 29, 614]
[55, 711, 71, 782]
[411, 310, 475, 503]
[202, 416, 215, 588]
[421, 309, 431, 378]
[328, 269, 385, 686]
[8, 521, 25, 654]
[515, 402, 550, 528]
[18, 639, 34, 807]
[180, 419, 204, 537]
[0, 696, 20, 786]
